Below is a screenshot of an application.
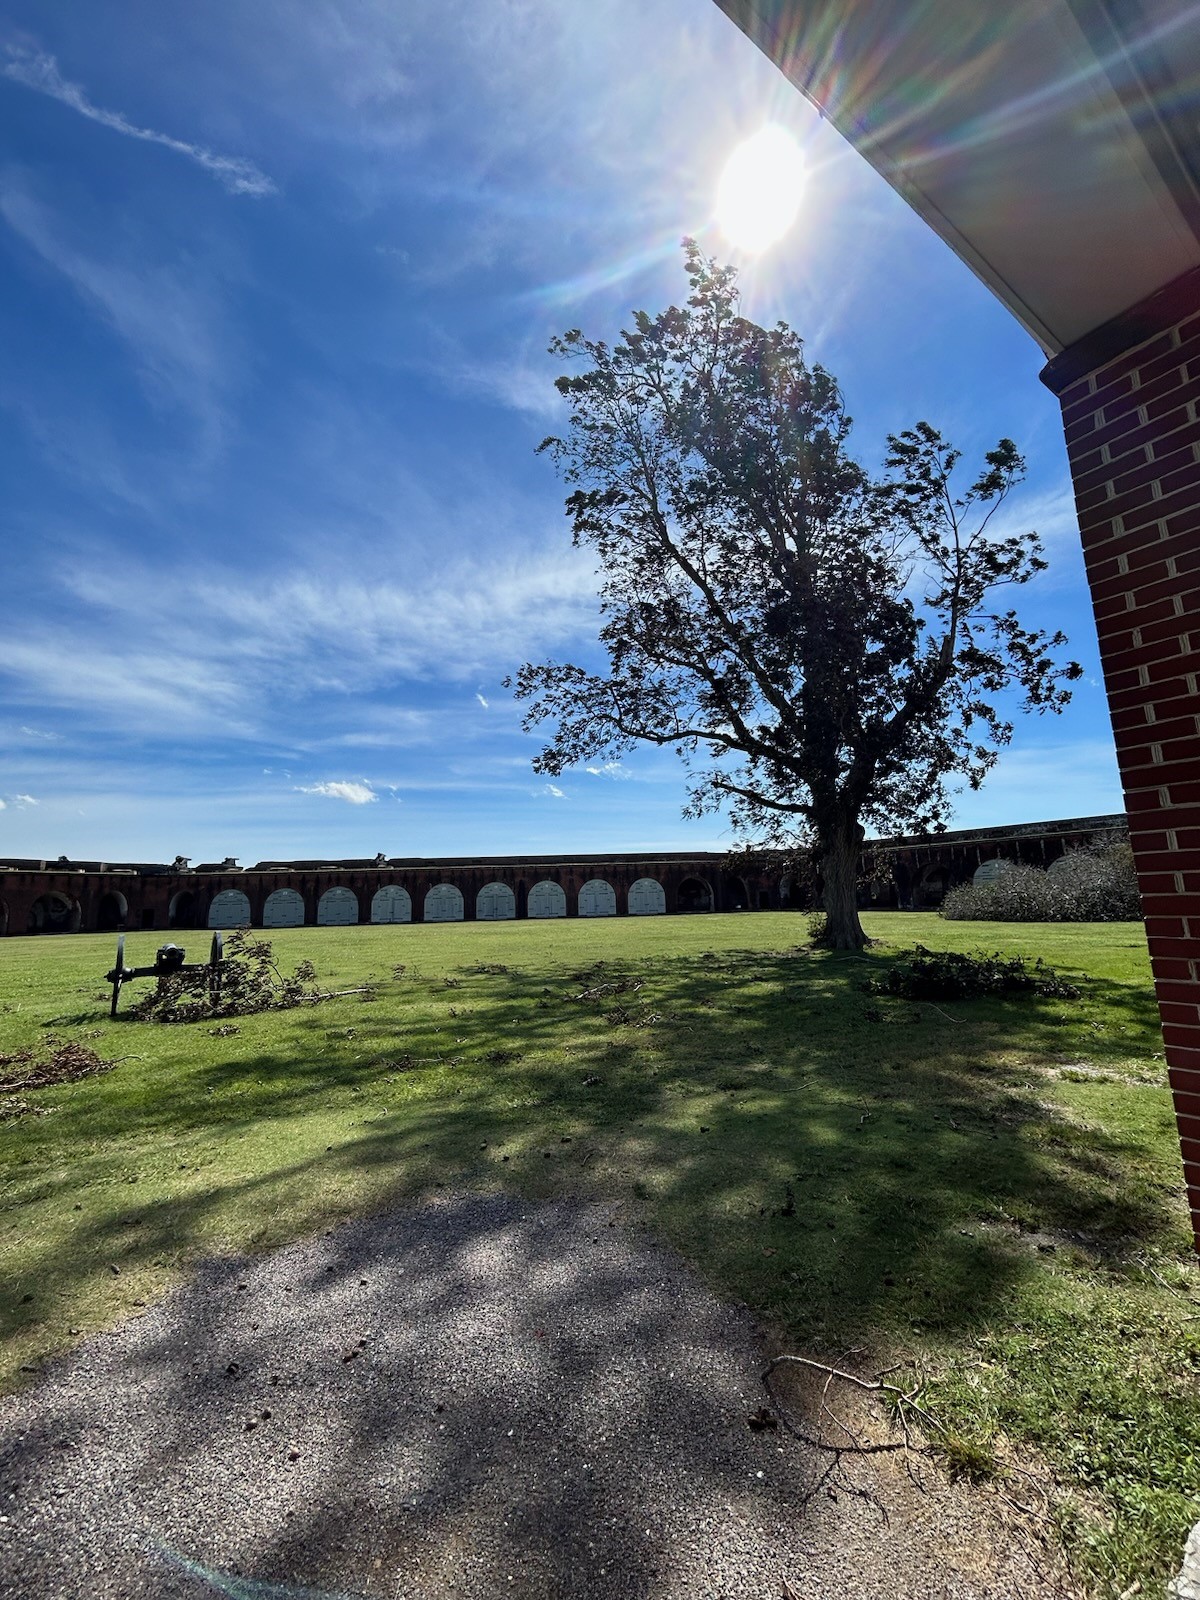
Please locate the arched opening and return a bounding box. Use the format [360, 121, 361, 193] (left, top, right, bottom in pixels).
[371, 885, 412, 924]
[317, 887, 359, 926]
[722, 876, 749, 910]
[973, 858, 1011, 887]
[424, 884, 464, 922]
[676, 877, 713, 913]
[208, 889, 251, 929]
[169, 890, 198, 929]
[527, 880, 566, 919]
[97, 890, 128, 931]
[476, 882, 516, 920]
[917, 864, 951, 906]
[577, 879, 616, 917]
[264, 888, 306, 927]
[28, 892, 81, 934]
[628, 877, 665, 915]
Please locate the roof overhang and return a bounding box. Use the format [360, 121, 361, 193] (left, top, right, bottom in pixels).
[714, 0, 1200, 354]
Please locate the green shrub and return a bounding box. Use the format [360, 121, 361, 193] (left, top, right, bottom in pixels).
[940, 841, 1141, 923]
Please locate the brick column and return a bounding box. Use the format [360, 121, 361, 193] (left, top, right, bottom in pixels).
[1043, 267, 1200, 1248]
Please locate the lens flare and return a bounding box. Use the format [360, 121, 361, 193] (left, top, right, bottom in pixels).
[716, 126, 806, 254]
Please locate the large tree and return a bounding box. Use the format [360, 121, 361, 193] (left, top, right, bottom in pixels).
[509, 245, 1080, 949]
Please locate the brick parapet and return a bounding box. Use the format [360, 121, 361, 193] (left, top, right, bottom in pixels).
[1044, 270, 1200, 1248]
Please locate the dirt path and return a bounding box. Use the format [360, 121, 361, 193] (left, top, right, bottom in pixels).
[0, 1193, 1068, 1598]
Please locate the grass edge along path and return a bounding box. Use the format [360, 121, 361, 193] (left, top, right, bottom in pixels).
[0, 912, 1196, 1596]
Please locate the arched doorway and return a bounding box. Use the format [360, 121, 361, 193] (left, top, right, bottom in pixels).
[477, 883, 516, 920]
[528, 881, 566, 918]
[424, 884, 464, 922]
[722, 876, 749, 910]
[208, 889, 251, 929]
[317, 887, 359, 926]
[628, 878, 666, 915]
[371, 885, 412, 923]
[169, 890, 198, 929]
[677, 877, 713, 913]
[28, 893, 81, 934]
[97, 891, 128, 931]
[577, 879, 616, 917]
[264, 888, 306, 927]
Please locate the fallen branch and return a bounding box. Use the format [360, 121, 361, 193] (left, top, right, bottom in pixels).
[295, 987, 374, 1004]
[763, 1353, 946, 1440]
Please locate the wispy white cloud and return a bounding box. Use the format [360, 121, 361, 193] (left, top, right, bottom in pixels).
[295, 780, 377, 805]
[585, 761, 631, 780]
[0, 176, 230, 432]
[0, 541, 597, 741]
[542, 783, 565, 799]
[2, 44, 275, 197]
[0, 799, 6, 811]
[475, 692, 489, 709]
[13, 793, 39, 806]
[19, 725, 58, 740]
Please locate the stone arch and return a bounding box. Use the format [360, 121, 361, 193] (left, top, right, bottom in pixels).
[424, 884, 464, 922]
[208, 889, 251, 928]
[317, 887, 359, 926]
[264, 888, 306, 928]
[627, 877, 666, 915]
[29, 892, 82, 934]
[527, 880, 566, 919]
[723, 876, 749, 910]
[169, 889, 198, 929]
[371, 885, 412, 924]
[677, 877, 713, 913]
[917, 863, 951, 906]
[578, 879, 616, 917]
[476, 882, 516, 920]
[97, 890, 128, 931]
[973, 858, 1011, 887]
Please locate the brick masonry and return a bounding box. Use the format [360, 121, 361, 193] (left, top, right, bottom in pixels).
[1044, 269, 1200, 1247]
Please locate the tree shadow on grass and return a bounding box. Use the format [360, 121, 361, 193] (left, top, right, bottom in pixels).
[3, 942, 1181, 1371]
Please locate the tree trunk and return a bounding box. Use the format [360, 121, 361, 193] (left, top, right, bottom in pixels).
[820, 820, 867, 950]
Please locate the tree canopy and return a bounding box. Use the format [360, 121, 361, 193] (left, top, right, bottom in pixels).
[509, 244, 1081, 947]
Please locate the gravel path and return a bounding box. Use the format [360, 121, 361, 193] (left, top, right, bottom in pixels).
[0, 1193, 1062, 1599]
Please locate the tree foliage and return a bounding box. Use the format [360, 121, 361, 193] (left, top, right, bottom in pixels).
[509, 244, 1081, 947]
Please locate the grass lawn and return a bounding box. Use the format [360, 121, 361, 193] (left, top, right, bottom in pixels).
[1, 911, 1196, 1595]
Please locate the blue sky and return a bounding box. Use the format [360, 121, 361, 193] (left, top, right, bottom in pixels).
[0, 0, 1121, 865]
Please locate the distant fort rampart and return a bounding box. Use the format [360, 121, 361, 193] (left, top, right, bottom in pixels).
[0, 814, 1126, 936]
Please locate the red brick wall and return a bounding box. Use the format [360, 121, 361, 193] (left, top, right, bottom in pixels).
[1047, 281, 1200, 1246]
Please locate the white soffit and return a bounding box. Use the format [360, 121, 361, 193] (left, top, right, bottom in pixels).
[716, 0, 1200, 352]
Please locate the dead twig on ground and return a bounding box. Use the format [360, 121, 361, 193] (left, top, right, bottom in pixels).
[764, 1353, 946, 1438]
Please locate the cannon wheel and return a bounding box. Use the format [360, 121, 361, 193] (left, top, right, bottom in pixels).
[109, 934, 126, 1018]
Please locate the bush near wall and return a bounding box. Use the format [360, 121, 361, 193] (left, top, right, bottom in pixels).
[940, 843, 1142, 922]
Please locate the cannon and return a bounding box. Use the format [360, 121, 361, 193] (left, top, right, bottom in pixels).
[105, 933, 223, 1017]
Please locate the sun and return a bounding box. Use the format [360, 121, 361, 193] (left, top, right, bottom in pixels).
[715, 126, 806, 254]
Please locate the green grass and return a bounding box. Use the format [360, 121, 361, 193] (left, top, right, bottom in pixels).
[2, 912, 1196, 1594]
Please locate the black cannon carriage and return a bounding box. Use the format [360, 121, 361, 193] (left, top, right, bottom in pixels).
[104, 932, 223, 1017]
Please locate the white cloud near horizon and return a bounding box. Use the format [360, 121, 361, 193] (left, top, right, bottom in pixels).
[295, 781, 378, 804]
[2, 44, 275, 197]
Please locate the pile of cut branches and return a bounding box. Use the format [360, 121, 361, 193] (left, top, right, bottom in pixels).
[865, 946, 1080, 1002]
[1, 1038, 117, 1120]
[127, 930, 349, 1024]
